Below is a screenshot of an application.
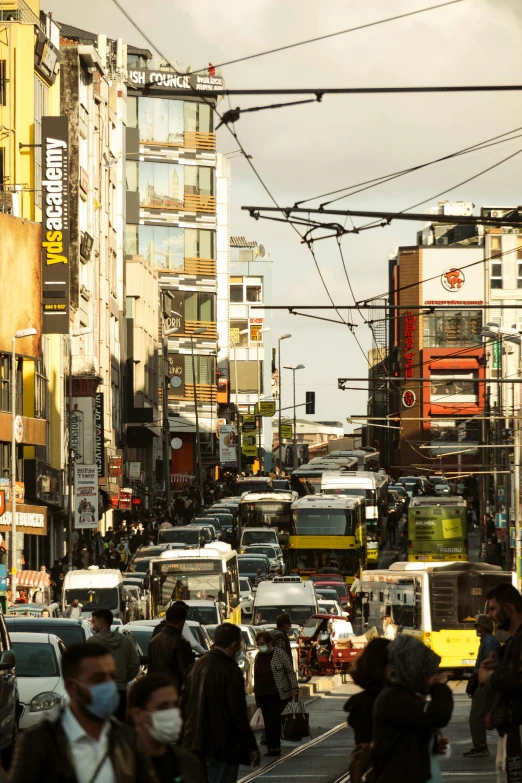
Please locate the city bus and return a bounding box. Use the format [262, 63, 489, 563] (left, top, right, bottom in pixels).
[292, 458, 358, 496]
[356, 561, 516, 670]
[236, 476, 273, 495]
[408, 496, 468, 562]
[320, 471, 388, 565]
[238, 491, 295, 549]
[288, 495, 367, 585]
[149, 548, 241, 623]
[329, 450, 380, 472]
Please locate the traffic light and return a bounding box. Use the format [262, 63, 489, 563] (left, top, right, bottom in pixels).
[305, 391, 315, 414]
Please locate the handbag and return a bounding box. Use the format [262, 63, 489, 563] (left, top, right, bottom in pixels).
[250, 707, 264, 731]
[281, 700, 311, 741]
[466, 673, 479, 699]
[349, 743, 374, 783]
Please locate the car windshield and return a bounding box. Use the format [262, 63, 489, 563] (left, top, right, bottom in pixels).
[242, 531, 277, 546]
[158, 529, 200, 545]
[186, 606, 219, 625]
[292, 509, 354, 535]
[254, 605, 314, 625]
[11, 641, 59, 677]
[6, 622, 85, 648]
[239, 558, 268, 573]
[240, 578, 251, 591]
[64, 588, 119, 611]
[316, 589, 339, 601]
[315, 582, 347, 599]
[129, 629, 153, 654]
[247, 546, 277, 558]
[319, 603, 340, 615]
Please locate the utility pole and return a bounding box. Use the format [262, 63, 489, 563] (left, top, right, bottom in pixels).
[514, 419, 521, 585]
[277, 334, 291, 475]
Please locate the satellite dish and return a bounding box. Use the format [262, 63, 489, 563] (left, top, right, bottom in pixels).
[170, 376, 183, 388]
[171, 438, 183, 449]
[258, 244, 265, 258]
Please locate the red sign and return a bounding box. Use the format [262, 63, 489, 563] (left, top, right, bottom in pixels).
[403, 310, 416, 379]
[132, 497, 141, 507]
[402, 390, 416, 408]
[109, 457, 122, 477]
[109, 490, 119, 509]
[0, 490, 5, 517]
[119, 488, 132, 511]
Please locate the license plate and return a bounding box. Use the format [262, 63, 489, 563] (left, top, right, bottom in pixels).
[462, 659, 476, 665]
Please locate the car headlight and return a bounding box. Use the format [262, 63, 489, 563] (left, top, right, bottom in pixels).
[30, 692, 62, 712]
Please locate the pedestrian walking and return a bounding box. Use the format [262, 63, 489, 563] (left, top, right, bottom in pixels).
[387, 514, 398, 545]
[463, 614, 500, 757]
[253, 630, 298, 757]
[87, 608, 140, 721]
[479, 583, 522, 782]
[181, 623, 260, 783]
[128, 674, 206, 783]
[63, 598, 83, 618]
[8, 644, 156, 783]
[271, 613, 293, 662]
[344, 637, 390, 745]
[372, 634, 453, 783]
[381, 615, 396, 640]
[147, 604, 194, 688]
[152, 600, 207, 655]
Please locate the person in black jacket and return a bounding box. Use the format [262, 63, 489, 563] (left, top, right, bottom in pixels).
[129, 673, 206, 783]
[479, 583, 522, 782]
[271, 613, 293, 661]
[181, 623, 260, 783]
[147, 604, 194, 689]
[372, 634, 453, 783]
[344, 637, 390, 745]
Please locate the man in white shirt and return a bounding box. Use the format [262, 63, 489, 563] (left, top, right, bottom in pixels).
[9, 644, 156, 783]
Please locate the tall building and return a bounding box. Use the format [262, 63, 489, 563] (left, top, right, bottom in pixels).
[229, 237, 273, 472]
[125, 53, 226, 492]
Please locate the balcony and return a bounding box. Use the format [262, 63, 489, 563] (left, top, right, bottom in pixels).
[0, 0, 43, 27]
[157, 257, 216, 276]
[184, 132, 216, 151]
[162, 320, 218, 341]
[169, 383, 218, 403]
[183, 194, 216, 213]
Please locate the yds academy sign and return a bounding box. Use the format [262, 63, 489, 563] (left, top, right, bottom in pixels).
[41, 116, 70, 334]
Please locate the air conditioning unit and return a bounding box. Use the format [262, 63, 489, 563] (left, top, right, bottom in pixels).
[436, 236, 449, 246]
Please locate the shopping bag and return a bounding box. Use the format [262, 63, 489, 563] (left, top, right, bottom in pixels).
[281, 700, 311, 741]
[250, 707, 264, 731]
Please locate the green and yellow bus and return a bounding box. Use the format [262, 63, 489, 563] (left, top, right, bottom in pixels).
[149, 548, 241, 623]
[288, 495, 366, 585]
[408, 496, 468, 562]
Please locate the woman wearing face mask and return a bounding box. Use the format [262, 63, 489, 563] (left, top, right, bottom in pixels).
[253, 631, 299, 757]
[128, 674, 206, 783]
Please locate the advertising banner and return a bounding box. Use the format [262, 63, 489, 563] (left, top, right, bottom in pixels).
[421, 247, 484, 306]
[74, 464, 98, 529]
[168, 353, 185, 396]
[128, 462, 141, 480]
[255, 400, 276, 417]
[219, 424, 237, 467]
[109, 457, 122, 477]
[95, 393, 105, 478]
[41, 116, 70, 334]
[408, 503, 467, 560]
[119, 488, 132, 510]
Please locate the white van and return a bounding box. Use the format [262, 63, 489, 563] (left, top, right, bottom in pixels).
[253, 575, 317, 627]
[239, 526, 278, 553]
[63, 568, 128, 622]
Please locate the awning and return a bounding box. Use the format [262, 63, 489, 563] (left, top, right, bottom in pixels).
[17, 570, 50, 588]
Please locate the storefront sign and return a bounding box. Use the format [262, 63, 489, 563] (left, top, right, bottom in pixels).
[255, 400, 276, 417]
[0, 478, 24, 503]
[168, 353, 185, 397]
[402, 390, 416, 408]
[95, 393, 105, 478]
[69, 410, 84, 462]
[119, 488, 132, 511]
[109, 490, 120, 510]
[74, 464, 98, 529]
[403, 310, 416, 379]
[249, 319, 263, 343]
[219, 424, 237, 467]
[109, 457, 122, 478]
[0, 504, 47, 536]
[422, 247, 484, 305]
[242, 416, 256, 433]
[128, 462, 141, 480]
[128, 69, 224, 92]
[41, 116, 70, 334]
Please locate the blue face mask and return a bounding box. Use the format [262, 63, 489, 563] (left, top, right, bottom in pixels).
[79, 679, 119, 720]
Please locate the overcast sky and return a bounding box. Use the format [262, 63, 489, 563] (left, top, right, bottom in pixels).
[46, 0, 522, 431]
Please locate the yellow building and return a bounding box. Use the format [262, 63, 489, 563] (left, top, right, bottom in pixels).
[0, 0, 64, 566]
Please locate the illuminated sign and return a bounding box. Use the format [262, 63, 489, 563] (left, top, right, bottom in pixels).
[41, 116, 70, 334]
[402, 390, 416, 408]
[403, 310, 416, 379]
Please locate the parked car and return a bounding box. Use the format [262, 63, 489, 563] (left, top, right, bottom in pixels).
[245, 544, 284, 573]
[0, 614, 18, 769]
[4, 617, 93, 648]
[125, 620, 212, 662]
[10, 632, 66, 729]
[239, 577, 254, 616]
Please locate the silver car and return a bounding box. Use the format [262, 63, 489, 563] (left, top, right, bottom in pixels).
[245, 544, 285, 574]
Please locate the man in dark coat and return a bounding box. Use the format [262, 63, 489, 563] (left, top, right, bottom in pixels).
[181, 623, 260, 783]
[147, 604, 194, 689]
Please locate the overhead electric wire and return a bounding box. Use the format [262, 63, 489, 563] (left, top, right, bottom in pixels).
[186, 0, 467, 74]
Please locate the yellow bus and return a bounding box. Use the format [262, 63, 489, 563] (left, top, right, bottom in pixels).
[356, 561, 515, 670]
[408, 496, 468, 562]
[149, 548, 241, 624]
[288, 495, 366, 585]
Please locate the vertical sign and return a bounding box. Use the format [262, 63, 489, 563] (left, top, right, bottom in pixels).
[164, 291, 185, 334]
[41, 116, 70, 334]
[168, 353, 185, 396]
[219, 424, 237, 467]
[69, 409, 84, 462]
[74, 464, 98, 528]
[95, 393, 105, 478]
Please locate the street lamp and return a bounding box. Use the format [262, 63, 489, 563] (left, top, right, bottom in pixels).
[255, 327, 270, 472]
[283, 364, 305, 471]
[278, 334, 291, 474]
[190, 327, 207, 510]
[11, 327, 37, 601]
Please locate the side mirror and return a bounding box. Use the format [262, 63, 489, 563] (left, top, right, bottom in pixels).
[0, 650, 15, 671]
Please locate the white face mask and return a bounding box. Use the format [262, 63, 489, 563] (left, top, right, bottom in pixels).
[149, 708, 183, 744]
[258, 645, 269, 654]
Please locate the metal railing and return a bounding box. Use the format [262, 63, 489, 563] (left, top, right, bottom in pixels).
[0, 0, 43, 28]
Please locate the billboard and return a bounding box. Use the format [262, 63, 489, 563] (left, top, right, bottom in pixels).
[408, 503, 467, 561]
[421, 247, 484, 306]
[41, 116, 70, 334]
[219, 424, 237, 467]
[74, 464, 98, 529]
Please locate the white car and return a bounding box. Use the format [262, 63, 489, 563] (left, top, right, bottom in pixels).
[10, 632, 67, 729]
[239, 577, 254, 616]
[318, 599, 345, 617]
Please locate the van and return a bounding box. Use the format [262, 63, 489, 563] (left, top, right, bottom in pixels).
[239, 526, 279, 552]
[63, 568, 128, 622]
[253, 575, 318, 627]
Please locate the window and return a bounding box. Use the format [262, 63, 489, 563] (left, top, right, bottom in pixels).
[0, 355, 9, 412]
[246, 285, 262, 302]
[230, 284, 243, 303]
[229, 361, 263, 394]
[127, 95, 137, 128]
[185, 355, 216, 385]
[185, 228, 213, 259]
[126, 226, 214, 268]
[34, 359, 48, 419]
[138, 97, 184, 145]
[518, 237, 522, 260]
[423, 311, 482, 347]
[430, 370, 478, 404]
[34, 76, 48, 209]
[139, 161, 184, 209]
[490, 236, 503, 289]
[229, 277, 262, 303]
[184, 165, 213, 196]
[184, 292, 215, 322]
[518, 262, 522, 289]
[0, 61, 6, 106]
[230, 319, 248, 347]
[112, 383, 121, 431]
[79, 68, 89, 109]
[184, 101, 212, 133]
[126, 160, 138, 191]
